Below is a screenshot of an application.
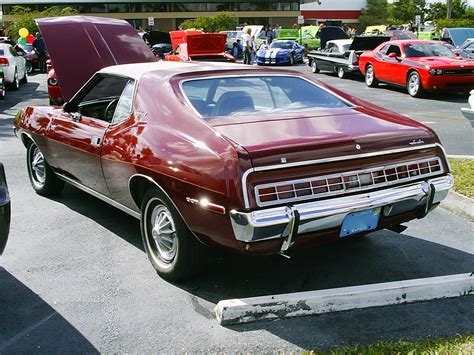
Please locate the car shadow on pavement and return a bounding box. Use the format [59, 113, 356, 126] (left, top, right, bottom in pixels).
[1, 82, 43, 114]
[0, 117, 15, 140]
[0, 267, 99, 353]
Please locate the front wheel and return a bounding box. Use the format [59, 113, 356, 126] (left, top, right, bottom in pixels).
[288, 54, 294, 65]
[407, 71, 424, 98]
[25, 61, 33, 74]
[365, 64, 379, 87]
[140, 188, 203, 281]
[10, 69, 19, 90]
[26, 142, 64, 196]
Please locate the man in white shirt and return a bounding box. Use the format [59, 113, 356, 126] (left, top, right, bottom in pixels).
[242, 28, 252, 65]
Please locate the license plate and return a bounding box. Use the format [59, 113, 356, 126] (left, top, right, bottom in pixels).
[339, 208, 381, 237]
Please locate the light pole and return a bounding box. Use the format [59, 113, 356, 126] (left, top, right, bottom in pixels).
[447, 0, 453, 19]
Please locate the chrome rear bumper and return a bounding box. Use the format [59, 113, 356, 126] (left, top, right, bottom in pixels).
[230, 175, 453, 248]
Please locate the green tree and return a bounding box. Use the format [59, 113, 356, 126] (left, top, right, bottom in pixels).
[358, 0, 389, 29]
[392, 0, 427, 23]
[8, 6, 78, 40]
[426, 0, 469, 20]
[180, 12, 238, 32]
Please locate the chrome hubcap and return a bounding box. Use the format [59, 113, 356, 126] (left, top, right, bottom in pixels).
[409, 75, 419, 95]
[311, 61, 317, 71]
[150, 205, 177, 262]
[338, 68, 344, 77]
[366, 67, 373, 84]
[31, 147, 46, 185]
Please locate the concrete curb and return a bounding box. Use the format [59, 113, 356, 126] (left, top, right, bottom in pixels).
[441, 190, 474, 221]
[214, 273, 474, 325]
[447, 155, 474, 160]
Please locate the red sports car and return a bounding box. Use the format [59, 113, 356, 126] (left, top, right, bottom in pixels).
[164, 30, 235, 63]
[360, 40, 474, 97]
[14, 17, 453, 281]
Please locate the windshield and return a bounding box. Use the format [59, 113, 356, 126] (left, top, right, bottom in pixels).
[20, 44, 34, 52]
[182, 76, 348, 118]
[404, 43, 454, 57]
[270, 42, 294, 49]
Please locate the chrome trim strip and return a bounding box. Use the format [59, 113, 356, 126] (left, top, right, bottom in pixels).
[241, 143, 445, 208]
[55, 174, 141, 219]
[231, 174, 453, 242]
[254, 156, 443, 207]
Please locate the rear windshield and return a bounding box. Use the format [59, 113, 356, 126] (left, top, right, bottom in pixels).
[0, 49, 4, 55]
[181, 76, 348, 118]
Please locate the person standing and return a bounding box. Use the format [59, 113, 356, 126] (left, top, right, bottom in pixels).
[266, 25, 275, 45]
[33, 32, 47, 73]
[242, 28, 252, 65]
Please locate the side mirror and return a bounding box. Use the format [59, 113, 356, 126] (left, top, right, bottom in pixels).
[454, 51, 460, 57]
[63, 101, 75, 113]
[388, 52, 398, 59]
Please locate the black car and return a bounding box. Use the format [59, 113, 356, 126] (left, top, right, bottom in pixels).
[151, 43, 173, 58]
[0, 163, 10, 255]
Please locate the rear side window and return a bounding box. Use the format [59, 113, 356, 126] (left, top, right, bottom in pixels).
[181, 76, 348, 118]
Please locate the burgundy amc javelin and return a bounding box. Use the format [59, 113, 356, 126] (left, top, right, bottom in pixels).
[14, 17, 453, 280]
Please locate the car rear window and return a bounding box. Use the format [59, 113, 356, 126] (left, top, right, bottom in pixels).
[181, 76, 348, 118]
[0, 50, 4, 55]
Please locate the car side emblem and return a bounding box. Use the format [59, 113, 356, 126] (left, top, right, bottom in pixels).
[409, 139, 425, 145]
[355, 144, 361, 150]
[281, 158, 287, 163]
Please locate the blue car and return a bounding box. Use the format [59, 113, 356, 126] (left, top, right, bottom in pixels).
[256, 40, 305, 65]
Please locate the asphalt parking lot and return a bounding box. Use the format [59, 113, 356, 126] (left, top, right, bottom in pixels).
[0, 71, 473, 352]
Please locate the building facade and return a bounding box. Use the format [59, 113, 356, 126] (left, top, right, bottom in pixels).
[301, 0, 367, 24]
[1, 0, 302, 31]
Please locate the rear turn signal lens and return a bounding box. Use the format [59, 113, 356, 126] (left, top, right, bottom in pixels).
[0, 58, 9, 66]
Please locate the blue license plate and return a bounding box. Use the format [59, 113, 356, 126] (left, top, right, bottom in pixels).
[339, 208, 381, 237]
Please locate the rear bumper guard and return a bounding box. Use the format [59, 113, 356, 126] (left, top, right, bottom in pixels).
[230, 175, 453, 249]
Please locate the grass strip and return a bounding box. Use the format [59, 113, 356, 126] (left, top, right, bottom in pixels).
[449, 158, 474, 199]
[307, 334, 474, 354]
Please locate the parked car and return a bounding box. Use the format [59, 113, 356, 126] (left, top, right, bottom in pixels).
[14, 16, 454, 281]
[454, 38, 474, 59]
[441, 28, 474, 48]
[0, 163, 11, 256]
[308, 35, 390, 79]
[47, 67, 64, 105]
[151, 43, 173, 59]
[220, 30, 240, 50]
[14, 43, 39, 74]
[360, 40, 474, 97]
[164, 30, 235, 63]
[0, 43, 28, 90]
[256, 40, 304, 65]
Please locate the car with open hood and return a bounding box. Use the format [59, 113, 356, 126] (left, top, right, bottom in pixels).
[14, 16, 453, 281]
[256, 40, 304, 65]
[308, 35, 391, 78]
[164, 30, 235, 63]
[360, 39, 474, 97]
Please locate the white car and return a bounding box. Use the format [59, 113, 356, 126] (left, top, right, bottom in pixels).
[0, 43, 27, 90]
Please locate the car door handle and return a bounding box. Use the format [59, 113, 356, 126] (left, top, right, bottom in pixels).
[91, 136, 102, 146]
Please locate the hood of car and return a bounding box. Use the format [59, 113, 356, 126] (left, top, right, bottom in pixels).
[319, 26, 348, 49]
[211, 108, 435, 168]
[37, 16, 157, 101]
[349, 35, 391, 51]
[409, 56, 474, 67]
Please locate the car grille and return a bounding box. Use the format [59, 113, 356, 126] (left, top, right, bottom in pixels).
[254, 157, 443, 207]
[443, 68, 474, 75]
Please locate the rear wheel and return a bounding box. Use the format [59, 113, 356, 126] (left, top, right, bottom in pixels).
[311, 60, 320, 73]
[337, 66, 347, 79]
[140, 188, 204, 281]
[26, 142, 64, 196]
[407, 71, 424, 98]
[365, 64, 379, 87]
[0, 74, 5, 100]
[20, 69, 28, 84]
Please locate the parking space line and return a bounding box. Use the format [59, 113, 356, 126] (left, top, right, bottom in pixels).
[214, 273, 474, 325]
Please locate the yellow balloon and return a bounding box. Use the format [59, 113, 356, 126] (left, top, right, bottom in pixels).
[19, 28, 29, 38]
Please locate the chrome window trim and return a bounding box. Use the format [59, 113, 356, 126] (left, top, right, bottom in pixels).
[254, 156, 443, 207]
[178, 73, 356, 119]
[241, 143, 448, 209]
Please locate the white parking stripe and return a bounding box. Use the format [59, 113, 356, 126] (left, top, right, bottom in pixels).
[215, 273, 474, 325]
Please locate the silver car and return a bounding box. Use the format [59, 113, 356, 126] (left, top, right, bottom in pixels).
[0, 43, 27, 90]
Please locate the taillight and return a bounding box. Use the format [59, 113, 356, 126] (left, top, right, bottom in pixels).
[0, 57, 9, 66]
[48, 78, 58, 86]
